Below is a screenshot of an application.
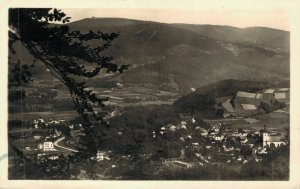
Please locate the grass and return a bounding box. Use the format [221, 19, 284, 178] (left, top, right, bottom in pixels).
[228, 112, 289, 131]
[9, 111, 78, 121]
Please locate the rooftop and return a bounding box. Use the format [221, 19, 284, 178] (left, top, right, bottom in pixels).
[241, 104, 257, 110]
[221, 99, 235, 113]
[264, 89, 275, 94]
[236, 91, 256, 98]
[274, 92, 286, 100]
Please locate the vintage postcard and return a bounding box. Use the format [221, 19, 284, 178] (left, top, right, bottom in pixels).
[0, 0, 299, 188]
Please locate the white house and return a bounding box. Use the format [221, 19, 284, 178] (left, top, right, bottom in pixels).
[169, 125, 176, 132]
[43, 142, 56, 151]
[48, 155, 59, 160]
[33, 135, 42, 140]
[213, 134, 224, 141]
[262, 132, 286, 147]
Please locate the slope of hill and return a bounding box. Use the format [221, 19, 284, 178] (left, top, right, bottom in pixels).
[11, 18, 290, 94]
[171, 24, 290, 52]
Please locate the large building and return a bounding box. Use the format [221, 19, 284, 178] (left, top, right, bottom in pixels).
[261, 88, 290, 105]
[262, 132, 286, 148]
[234, 91, 262, 117]
[235, 91, 261, 107]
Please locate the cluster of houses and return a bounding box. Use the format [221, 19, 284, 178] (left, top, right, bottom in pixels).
[157, 115, 287, 168]
[216, 88, 290, 118]
[21, 118, 73, 159]
[33, 118, 67, 129]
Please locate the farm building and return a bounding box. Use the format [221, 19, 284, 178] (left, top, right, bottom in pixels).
[278, 88, 289, 92]
[274, 93, 286, 100]
[235, 91, 261, 107]
[274, 88, 290, 103]
[221, 99, 236, 118]
[264, 89, 275, 94]
[234, 103, 260, 117]
[261, 88, 290, 104]
[262, 89, 275, 103]
[234, 91, 261, 117]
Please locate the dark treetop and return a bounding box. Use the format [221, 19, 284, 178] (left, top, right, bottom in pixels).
[9, 8, 129, 155]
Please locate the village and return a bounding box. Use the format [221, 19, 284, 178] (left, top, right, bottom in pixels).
[158, 87, 289, 169]
[8, 86, 289, 178]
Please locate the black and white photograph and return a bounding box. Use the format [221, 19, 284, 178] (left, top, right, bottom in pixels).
[1, 0, 300, 187]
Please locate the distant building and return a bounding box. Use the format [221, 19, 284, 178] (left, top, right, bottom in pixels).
[169, 125, 176, 132]
[264, 89, 275, 94]
[213, 134, 224, 141]
[48, 155, 59, 160]
[234, 103, 260, 117]
[24, 146, 31, 151]
[262, 89, 275, 103]
[262, 132, 286, 147]
[33, 135, 42, 140]
[92, 151, 110, 161]
[278, 88, 289, 92]
[43, 142, 56, 151]
[38, 143, 43, 150]
[274, 92, 286, 100]
[274, 88, 290, 104]
[199, 128, 208, 137]
[235, 91, 261, 107]
[234, 91, 262, 117]
[221, 99, 236, 118]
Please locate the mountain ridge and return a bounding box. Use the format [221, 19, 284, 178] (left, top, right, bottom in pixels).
[12, 17, 290, 93]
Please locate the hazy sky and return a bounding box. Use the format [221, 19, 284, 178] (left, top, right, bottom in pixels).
[3, 0, 291, 30]
[62, 8, 289, 31]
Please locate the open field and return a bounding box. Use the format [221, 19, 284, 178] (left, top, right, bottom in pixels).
[9, 111, 78, 121]
[11, 138, 75, 156]
[228, 112, 289, 131]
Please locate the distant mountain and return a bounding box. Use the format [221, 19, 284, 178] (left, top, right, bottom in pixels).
[11, 18, 290, 93]
[171, 24, 289, 52]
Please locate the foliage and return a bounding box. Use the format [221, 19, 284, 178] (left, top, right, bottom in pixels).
[260, 100, 286, 113]
[174, 92, 217, 118]
[8, 8, 129, 179]
[9, 8, 129, 155]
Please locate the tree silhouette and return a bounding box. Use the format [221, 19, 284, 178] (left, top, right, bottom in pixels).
[9, 8, 129, 155]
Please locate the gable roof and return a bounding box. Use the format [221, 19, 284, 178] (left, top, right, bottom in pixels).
[241, 104, 257, 110]
[221, 99, 235, 113]
[274, 93, 286, 100]
[255, 93, 262, 99]
[264, 89, 275, 94]
[199, 128, 208, 133]
[236, 91, 256, 98]
[278, 88, 289, 91]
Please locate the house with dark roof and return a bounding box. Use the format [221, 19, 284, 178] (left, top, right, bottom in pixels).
[233, 91, 263, 117]
[235, 91, 261, 107]
[221, 99, 236, 118]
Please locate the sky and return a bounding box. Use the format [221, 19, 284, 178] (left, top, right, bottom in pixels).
[3, 0, 292, 30]
[61, 8, 290, 31]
